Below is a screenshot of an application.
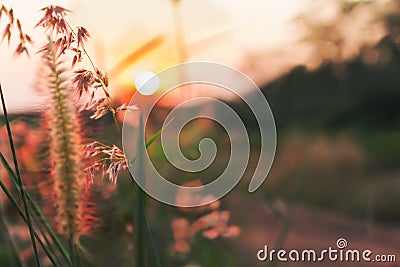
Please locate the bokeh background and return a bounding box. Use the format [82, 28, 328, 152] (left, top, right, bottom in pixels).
[0, 0, 400, 266]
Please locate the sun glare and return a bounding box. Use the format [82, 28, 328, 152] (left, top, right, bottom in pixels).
[134, 71, 160, 95]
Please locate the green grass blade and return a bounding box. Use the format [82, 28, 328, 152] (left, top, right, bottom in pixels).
[144, 214, 161, 267]
[0, 84, 41, 266]
[0, 178, 60, 267]
[128, 116, 169, 267]
[129, 118, 173, 164]
[31, 215, 64, 267]
[0, 152, 73, 267]
[0, 211, 23, 267]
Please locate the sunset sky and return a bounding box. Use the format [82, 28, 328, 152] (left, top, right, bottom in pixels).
[0, 0, 388, 111]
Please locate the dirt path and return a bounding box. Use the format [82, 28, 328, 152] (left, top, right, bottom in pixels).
[226, 194, 400, 267]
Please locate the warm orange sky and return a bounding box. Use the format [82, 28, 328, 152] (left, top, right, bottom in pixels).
[0, 0, 388, 111]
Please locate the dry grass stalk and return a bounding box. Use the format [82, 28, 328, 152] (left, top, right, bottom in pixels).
[0, 4, 32, 55]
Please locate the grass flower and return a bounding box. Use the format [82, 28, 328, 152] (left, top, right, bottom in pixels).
[84, 141, 127, 185]
[36, 5, 117, 121]
[0, 4, 32, 55]
[40, 39, 95, 244]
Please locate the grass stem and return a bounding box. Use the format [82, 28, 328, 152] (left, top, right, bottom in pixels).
[0, 210, 23, 267]
[0, 152, 73, 266]
[0, 178, 60, 267]
[0, 84, 41, 267]
[134, 114, 146, 267]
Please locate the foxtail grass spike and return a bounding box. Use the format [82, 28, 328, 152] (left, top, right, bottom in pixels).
[41, 39, 95, 246]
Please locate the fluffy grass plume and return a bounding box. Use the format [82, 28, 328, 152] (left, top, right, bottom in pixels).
[41, 39, 95, 244]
